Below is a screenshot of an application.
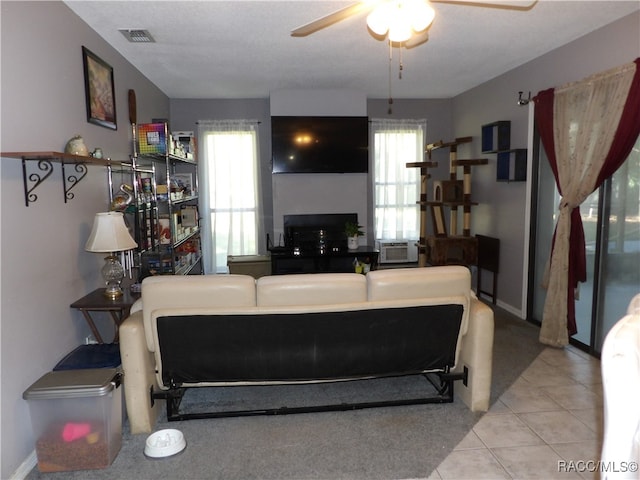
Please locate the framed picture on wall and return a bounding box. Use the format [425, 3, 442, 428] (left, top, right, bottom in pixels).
[82, 46, 117, 130]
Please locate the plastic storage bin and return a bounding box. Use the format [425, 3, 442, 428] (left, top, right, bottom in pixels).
[53, 344, 121, 370]
[23, 368, 123, 472]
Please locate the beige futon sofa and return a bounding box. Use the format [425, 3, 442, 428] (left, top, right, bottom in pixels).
[120, 266, 494, 433]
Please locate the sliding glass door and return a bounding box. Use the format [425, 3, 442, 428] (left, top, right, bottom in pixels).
[593, 153, 640, 349]
[530, 136, 639, 355]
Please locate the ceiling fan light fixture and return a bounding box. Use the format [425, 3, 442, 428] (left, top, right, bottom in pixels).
[366, 3, 391, 36]
[409, 1, 435, 33]
[388, 21, 412, 43]
[367, 0, 435, 42]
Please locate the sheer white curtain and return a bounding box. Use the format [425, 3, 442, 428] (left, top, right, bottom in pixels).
[371, 118, 425, 240]
[197, 120, 262, 274]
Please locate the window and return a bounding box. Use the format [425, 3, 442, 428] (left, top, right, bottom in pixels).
[371, 119, 425, 240]
[197, 120, 261, 273]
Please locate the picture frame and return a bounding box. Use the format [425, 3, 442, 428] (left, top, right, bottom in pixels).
[82, 46, 117, 130]
[137, 123, 166, 154]
[173, 173, 195, 196]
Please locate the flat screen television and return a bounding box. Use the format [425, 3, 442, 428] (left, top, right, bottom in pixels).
[271, 116, 369, 174]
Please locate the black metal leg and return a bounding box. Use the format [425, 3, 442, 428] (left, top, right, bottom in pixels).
[153, 372, 466, 422]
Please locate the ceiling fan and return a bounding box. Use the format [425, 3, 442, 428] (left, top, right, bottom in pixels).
[292, 0, 538, 49]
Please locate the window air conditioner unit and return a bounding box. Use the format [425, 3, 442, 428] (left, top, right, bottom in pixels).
[375, 240, 418, 264]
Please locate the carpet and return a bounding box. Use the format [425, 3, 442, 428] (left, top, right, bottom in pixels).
[26, 305, 545, 480]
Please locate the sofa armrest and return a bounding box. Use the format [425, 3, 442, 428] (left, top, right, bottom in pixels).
[130, 298, 142, 314]
[454, 297, 494, 412]
[119, 311, 161, 434]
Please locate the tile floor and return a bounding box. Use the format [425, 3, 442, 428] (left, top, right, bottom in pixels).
[429, 345, 605, 479]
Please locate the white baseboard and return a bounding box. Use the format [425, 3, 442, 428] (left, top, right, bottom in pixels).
[9, 450, 36, 480]
[496, 299, 525, 319]
[473, 287, 525, 320]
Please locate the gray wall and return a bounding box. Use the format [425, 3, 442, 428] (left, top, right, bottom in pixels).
[450, 11, 640, 314]
[269, 90, 369, 245]
[0, 2, 169, 477]
[171, 96, 454, 247]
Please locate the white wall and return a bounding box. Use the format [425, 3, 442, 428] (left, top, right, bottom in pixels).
[0, 2, 169, 477]
[451, 11, 640, 315]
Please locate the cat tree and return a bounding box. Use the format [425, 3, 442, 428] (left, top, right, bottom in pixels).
[407, 137, 487, 267]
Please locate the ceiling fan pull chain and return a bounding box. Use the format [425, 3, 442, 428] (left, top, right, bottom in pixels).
[399, 47, 403, 80]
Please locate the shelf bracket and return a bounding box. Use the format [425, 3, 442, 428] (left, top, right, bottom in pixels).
[3, 151, 113, 207]
[22, 158, 54, 207]
[61, 161, 88, 203]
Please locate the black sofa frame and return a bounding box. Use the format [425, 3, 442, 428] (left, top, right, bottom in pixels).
[150, 304, 468, 421]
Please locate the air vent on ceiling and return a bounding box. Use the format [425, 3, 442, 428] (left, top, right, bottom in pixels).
[119, 29, 155, 43]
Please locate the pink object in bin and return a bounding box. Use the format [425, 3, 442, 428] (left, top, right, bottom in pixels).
[62, 422, 91, 442]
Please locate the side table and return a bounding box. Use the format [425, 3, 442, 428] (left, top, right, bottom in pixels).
[70, 288, 140, 343]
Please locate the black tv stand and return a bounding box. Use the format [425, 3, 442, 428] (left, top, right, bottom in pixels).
[270, 246, 379, 275]
[272, 213, 378, 274]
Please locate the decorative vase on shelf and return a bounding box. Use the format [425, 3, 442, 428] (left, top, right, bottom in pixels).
[110, 184, 134, 211]
[64, 135, 89, 156]
[348, 235, 359, 250]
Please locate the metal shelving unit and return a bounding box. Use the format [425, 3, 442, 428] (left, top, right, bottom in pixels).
[110, 122, 202, 279]
[140, 123, 200, 277]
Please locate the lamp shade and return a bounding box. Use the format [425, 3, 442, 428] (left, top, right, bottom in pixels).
[85, 212, 137, 253]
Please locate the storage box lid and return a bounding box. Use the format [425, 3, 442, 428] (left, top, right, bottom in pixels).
[53, 344, 121, 371]
[23, 368, 122, 400]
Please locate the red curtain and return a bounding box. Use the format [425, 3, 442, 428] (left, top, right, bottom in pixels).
[534, 58, 640, 337]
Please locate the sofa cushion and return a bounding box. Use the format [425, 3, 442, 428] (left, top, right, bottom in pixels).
[367, 266, 471, 333]
[141, 274, 256, 351]
[366, 266, 471, 301]
[256, 273, 367, 306]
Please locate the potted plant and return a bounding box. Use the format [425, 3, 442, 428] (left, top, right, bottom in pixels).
[345, 221, 364, 250]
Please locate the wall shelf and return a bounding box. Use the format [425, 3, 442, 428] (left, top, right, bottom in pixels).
[481, 121, 511, 153]
[497, 149, 527, 182]
[480, 122, 527, 182]
[1, 151, 114, 207]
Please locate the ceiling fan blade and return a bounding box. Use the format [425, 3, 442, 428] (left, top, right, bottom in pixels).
[431, 0, 538, 11]
[404, 31, 429, 49]
[291, 2, 376, 37]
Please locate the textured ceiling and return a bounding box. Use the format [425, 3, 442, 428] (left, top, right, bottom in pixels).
[64, 0, 640, 99]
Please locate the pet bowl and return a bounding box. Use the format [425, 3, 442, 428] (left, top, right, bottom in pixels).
[144, 429, 186, 458]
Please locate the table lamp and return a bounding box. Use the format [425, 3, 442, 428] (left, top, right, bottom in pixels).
[85, 212, 137, 299]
